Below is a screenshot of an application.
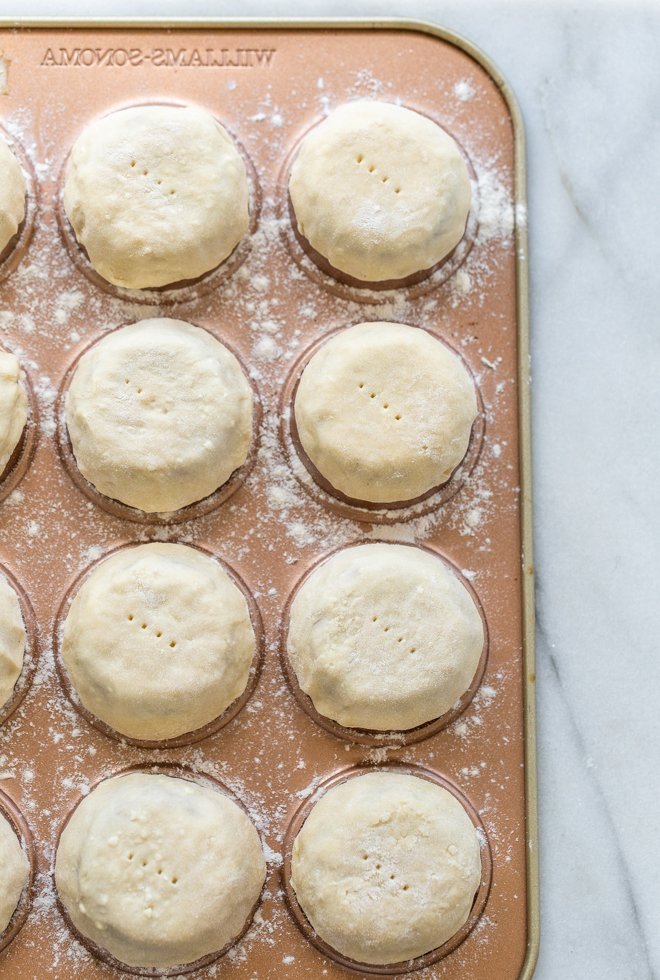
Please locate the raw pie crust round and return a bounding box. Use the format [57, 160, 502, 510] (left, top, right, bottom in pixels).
[63, 104, 249, 289]
[0, 810, 28, 936]
[65, 318, 253, 514]
[290, 771, 481, 965]
[289, 100, 471, 282]
[55, 771, 266, 969]
[61, 543, 256, 741]
[0, 350, 27, 474]
[0, 137, 26, 256]
[294, 321, 477, 504]
[287, 543, 484, 731]
[0, 570, 26, 713]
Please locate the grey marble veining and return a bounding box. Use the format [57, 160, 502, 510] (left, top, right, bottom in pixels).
[6, 1, 660, 977]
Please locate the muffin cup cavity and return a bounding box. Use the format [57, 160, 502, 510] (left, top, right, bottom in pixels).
[53, 763, 267, 977]
[55, 323, 261, 525]
[0, 125, 38, 286]
[280, 324, 484, 525]
[0, 787, 35, 956]
[279, 109, 479, 305]
[280, 540, 489, 746]
[0, 562, 39, 729]
[282, 762, 492, 975]
[53, 543, 264, 749]
[56, 102, 261, 306]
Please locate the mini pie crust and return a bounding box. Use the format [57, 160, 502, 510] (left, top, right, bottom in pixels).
[0, 137, 26, 257]
[287, 543, 484, 731]
[55, 771, 266, 969]
[0, 350, 27, 475]
[0, 570, 26, 713]
[61, 543, 256, 742]
[294, 321, 477, 504]
[0, 809, 28, 936]
[290, 771, 481, 965]
[63, 104, 249, 289]
[289, 100, 471, 282]
[65, 318, 253, 514]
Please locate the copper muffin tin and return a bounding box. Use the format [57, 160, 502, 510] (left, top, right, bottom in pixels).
[0, 18, 537, 980]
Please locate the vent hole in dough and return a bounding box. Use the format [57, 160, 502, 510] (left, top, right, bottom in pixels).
[171, 877, 178, 885]
[169, 640, 176, 648]
[395, 414, 401, 421]
[124, 379, 129, 384]
[383, 403, 389, 409]
[356, 154, 364, 164]
[358, 383, 364, 389]
[157, 868, 163, 875]
[402, 884, 409, 891]
[127, 614, 133, 621]
[383, 626, 390, 632]
[390, 874, 395, 880]
[127, 853, 134, 861]
[362, 854, 368, 860]
[370, 392, 376, 399]
[381, 176, 389, 183]
[410, 647, 416, 653]
[156, 631, 162, 638]
[397, 637, 403, 643]
[142, 170, 148, 176]
[170, 189, 176, 195]
[368, 164, 375, 173]
[375, 863, 381, 870]
[130, 160, 136, 168]
[395, 187, 401, 194]
[372, 615, 378, 622]
[141, 623, 147, 630]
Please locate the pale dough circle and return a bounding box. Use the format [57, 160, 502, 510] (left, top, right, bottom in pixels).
[294, 322, 477, 504]
[0, 571, 26, 713]
[55, 771, 265, 969]
[0, 350, 27, 474]
[289, 100, 471, 282]
[291, 771, 481, 965]
[0, 137, 26, 256]
[65, 318, 253, 514]
[287, 543, 483, 731]
[0, 810, 28, 936]
[61, 543, 256, 741]
[63, 104, 249, 289]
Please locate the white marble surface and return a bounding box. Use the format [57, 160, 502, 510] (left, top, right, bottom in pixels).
[6, 1, 660, 977]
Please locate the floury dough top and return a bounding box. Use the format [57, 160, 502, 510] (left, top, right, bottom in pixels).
[63, 104, 249, 289]
[289, 100, 471, 282]
[65, 318, 253, 514]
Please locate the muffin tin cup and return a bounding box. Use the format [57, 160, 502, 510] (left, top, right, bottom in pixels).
[53, 762, 267, 977]
[279, 322, 485, 525]
[0, 366, 39, 506]
[52, 542, 264, 749]
[280, 539, 489, 747]
[0, 125, 38, 286]
[56, 101, 262, 306]
[282, 762, 493, 976]
[55, 323, 262, 525]
[0, 786, 35, 956]
[0, 561, 39, 729]
[278, 110, 479, 304]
